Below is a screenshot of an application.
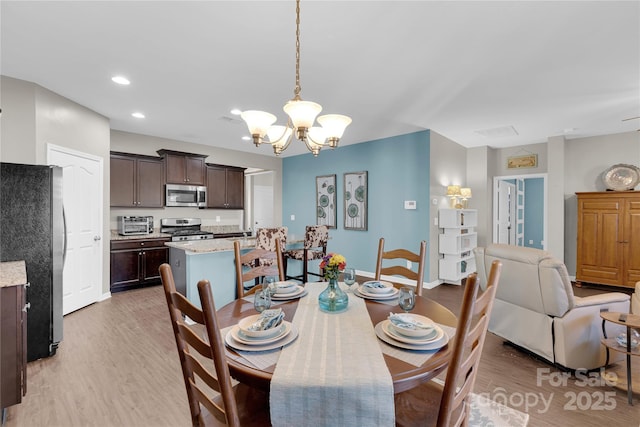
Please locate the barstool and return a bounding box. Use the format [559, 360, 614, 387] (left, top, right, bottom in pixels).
[283, 225, 329, 283]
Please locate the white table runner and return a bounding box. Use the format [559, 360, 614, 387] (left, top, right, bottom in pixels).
[270, 282, 395, 426]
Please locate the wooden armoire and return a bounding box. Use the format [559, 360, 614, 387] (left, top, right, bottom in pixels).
[576, 191, 640, 288]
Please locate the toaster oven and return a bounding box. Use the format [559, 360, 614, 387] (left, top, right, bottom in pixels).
[117, 216, 154, 236]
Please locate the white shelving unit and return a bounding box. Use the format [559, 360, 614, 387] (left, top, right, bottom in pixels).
[438, 209, 478, 285]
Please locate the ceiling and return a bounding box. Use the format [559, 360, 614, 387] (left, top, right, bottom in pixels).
[1, 1, 639, 158]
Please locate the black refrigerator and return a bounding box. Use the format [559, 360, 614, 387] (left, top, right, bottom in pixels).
[0, 162, 65, 361]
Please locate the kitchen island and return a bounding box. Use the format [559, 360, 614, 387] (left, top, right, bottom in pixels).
[165, 237, 305, 308]
[165, 238, 255, 308]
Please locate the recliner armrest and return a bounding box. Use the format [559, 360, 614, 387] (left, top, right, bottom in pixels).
[573, 292, 630, 308]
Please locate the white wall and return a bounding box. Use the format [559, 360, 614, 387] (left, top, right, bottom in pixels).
[0, 76, 37, 162]
[0, 75, 112, 293]
[429, 131, 467, 283]
[563, 131, 640, 274]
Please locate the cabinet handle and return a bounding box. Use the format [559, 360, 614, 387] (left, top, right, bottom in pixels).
[23, 302, 31, 312]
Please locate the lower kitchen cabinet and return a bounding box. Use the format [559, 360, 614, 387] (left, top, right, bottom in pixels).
[1, 261, 27, 412]
[110, 237, 170, 292]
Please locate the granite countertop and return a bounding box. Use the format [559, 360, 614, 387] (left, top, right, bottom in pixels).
[0, 260, 27, 287]
[110, 230, 171, 241]
[110, 225, 249, 241]
[165, 237, 257, 253]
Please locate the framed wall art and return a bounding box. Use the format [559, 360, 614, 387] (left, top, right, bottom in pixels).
[507, 154, 537, 169]
[344, 171, 368, 230]
[315, 174, 337, 228]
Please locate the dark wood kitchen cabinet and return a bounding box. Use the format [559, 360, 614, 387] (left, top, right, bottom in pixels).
[206, 164, 245, 209]
[157, 149, 206, 185]
[1, 261, 27, 411]
[110, 237, 170, 292]
[110, 152, 164, 207]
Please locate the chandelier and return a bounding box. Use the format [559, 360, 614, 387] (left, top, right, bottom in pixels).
[240, 0, 352, 157]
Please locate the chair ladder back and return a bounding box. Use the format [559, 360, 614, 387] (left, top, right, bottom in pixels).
[198, 279, 242, 427]
[234, 240, 285, 299]
[437, 260, 502, 427]
[375, 238, 427, 296]
[160, 263, 242, 427]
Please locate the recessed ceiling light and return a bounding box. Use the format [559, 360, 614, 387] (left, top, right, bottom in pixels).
[112, 76, 130, 85]
[230, 109, 242, 115]
[241, 136, 251, 141]
[132, 112, 145, 119]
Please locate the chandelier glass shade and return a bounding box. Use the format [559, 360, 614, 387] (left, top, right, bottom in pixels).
[240, 0, 352, 157]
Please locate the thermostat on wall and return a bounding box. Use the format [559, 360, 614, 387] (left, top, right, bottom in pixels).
[404, 200, 417, 210]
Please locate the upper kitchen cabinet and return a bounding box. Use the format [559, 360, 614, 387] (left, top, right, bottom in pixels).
[206, 164, 246, 209]
[110, 152, 164, 208]
[157, 149, 207, 185]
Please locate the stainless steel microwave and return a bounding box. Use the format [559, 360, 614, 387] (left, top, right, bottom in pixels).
[165, 184, 206, 208]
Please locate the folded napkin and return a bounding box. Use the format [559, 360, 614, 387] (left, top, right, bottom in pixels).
[248, 308, 285, 331]
[388, 313, 434, 331]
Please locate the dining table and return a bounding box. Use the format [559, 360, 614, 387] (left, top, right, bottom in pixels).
[216, 282, 458, 395]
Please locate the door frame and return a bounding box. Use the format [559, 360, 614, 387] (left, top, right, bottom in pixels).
[47, 143, 104, 314]
[492, 173, 548, 250]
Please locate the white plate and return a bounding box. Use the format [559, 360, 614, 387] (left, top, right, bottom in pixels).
[388, 313, 436, 338]
[230, 321, 291, 345]
[271, 286, 307, 300]
[361, 280, 395, 294]
[375, 321, 449, 351]
[356, 286, 399, 300]
[225, 323, 299, 352]
[382, 320, 444, 344]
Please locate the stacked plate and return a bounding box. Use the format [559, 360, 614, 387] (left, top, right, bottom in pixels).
[225, 313, 299, 351]
[271, 282, 308, 301]
[375, 313, 449, 351]
[355, 280, 399, 300]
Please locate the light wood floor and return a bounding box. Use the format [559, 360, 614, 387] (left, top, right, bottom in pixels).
[4, 282, 640, 427]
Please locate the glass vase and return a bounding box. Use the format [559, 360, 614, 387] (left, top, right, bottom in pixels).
[318, 278, 348, 313]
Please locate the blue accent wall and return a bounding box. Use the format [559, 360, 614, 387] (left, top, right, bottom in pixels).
[283, 131, 430, 277]
[524, 177, 544, 249]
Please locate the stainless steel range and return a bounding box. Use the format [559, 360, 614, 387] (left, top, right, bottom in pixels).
[161, 218, 214, 242]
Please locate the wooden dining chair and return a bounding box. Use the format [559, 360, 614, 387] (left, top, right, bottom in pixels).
[234, 239, 285, 299]
[394, 260, 502, 427]
[283, 225, 329, 283]
[375, 237, 427, 296]
[159, 263, 270, 427]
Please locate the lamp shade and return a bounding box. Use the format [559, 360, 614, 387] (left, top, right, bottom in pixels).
[267, 125, 292, 148]
[317, 114, 352, 139]
[446, 185, 461, 197]
[283, 99, 322, 129]
[240, 110, 277, 137]
[460, 188, 472, 199]
[308, 126, 327, 144]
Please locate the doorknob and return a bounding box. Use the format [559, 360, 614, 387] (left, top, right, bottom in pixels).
[94, 236, 101, 241]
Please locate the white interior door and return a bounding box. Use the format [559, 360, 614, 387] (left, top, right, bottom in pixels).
[251, 171, 275, 231]
[48, 144, 103, 314]
[495, 180, 516, 244]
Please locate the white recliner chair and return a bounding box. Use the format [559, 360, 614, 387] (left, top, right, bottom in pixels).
[475, 244, 630, 370]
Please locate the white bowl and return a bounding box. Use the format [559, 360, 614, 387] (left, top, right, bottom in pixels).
[275, 281, 298, 294]
[362, 281, 394, 294]
[388, 313, 435, 338]
[238, 314, 284, 339]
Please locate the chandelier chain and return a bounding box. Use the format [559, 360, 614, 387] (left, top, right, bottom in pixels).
[293, 0, 301, 100]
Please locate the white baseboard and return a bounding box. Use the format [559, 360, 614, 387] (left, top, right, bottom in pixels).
[99, 292, 111, 302]
[355, 270, 443, 290]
